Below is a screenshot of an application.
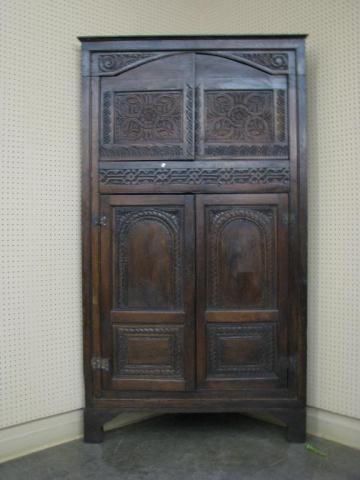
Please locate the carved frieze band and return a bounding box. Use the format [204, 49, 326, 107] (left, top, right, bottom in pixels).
[94, 51, 288, 75]
[100, 165, 290, 186]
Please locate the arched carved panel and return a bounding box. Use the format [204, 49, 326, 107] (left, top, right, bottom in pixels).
[115, 208, 183, 309]
[206, 207, 276, 309]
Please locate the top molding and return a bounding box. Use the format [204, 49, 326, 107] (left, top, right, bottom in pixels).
[79, 35, 307, 77]
[78, 34, 307, 42]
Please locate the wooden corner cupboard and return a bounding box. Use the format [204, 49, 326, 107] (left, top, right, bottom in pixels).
[79, 35, 307, 443]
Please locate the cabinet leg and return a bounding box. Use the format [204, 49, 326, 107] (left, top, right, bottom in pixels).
[270, 408, 306, 443]
[84, 408, 116, 443]
[286, 408, 306, 443]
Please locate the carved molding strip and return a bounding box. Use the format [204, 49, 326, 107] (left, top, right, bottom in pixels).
[204, 144, 288, 157]
[276, 90, 286, 143]
[100, 145, 183, 158]
[100, 166, 290, 186]
[102, 92, 112, 144]
[195, 84, 201, 155]
[185, 85, 194, 158]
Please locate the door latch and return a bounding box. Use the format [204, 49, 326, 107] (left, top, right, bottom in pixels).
[92, 214, 107, 227]
[91, 356, 110, 371]
[281, 213, 296, 226]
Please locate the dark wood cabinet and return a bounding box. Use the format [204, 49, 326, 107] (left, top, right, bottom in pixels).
[79, 35, 307, 444]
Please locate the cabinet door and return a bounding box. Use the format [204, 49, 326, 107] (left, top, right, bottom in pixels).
[98, 53, 195, 161]
[195, 53, 288, 160]
[99, 195, 195, 391]
[196, 194, 289, 390]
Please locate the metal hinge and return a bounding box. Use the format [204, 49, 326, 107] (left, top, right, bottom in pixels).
[92, 214, 107, 227]
[288, 353, 297, 373]
[279, 354, 297, 373]
[281, 213, 296, 226]
[91, 356, 110, 371]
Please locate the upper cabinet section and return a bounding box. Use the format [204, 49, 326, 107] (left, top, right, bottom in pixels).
[195, 54, 288, 160]
[81, 36, 305, 165]
[98, 53, 195, 161]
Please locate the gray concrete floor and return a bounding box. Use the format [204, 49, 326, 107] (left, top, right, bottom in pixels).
[0, 414, 359, 480]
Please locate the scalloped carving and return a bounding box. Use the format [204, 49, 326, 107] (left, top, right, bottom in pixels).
[98, 52, 156, 73]
[230, 52, 288, 71]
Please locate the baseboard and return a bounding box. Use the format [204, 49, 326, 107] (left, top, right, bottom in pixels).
[1, 406, 358, 463]
[307, 407, 360, 450]
[0, 410, 83, 463]
[0, 410, 160, 464]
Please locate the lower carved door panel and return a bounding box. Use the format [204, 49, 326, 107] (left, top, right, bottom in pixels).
[99, 193, 289, 394]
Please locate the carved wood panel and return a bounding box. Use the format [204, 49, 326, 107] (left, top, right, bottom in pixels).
[206, 206, 276, 309]
[199, 88, 287, 158]
[205, 90, 275, 143]
[113, 91, 183, 143]
[99, 53, 195, 161]
[113, 325, 184, 377]
[114, 206, 183, 310]
[195, 54, 288, 159]
[207, 323, 277, 378]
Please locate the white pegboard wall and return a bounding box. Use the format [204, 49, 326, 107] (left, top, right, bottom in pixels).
[0, 0, 200, 429]
[199, 0, 360, 420]
[0, 0, 359, 429]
